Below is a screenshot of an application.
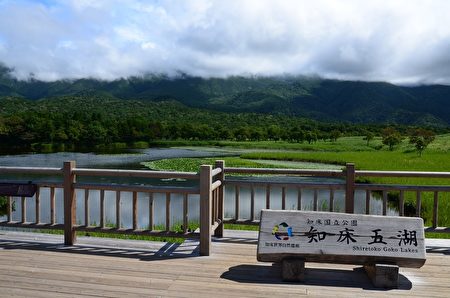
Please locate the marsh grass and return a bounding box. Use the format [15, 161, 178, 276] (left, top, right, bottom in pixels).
[224, 223, 259, 231]
[240, 137, 450, 227]
[151, 134, 450, 152]
[142, 157, 283, 172]
[425, 232, 450, 239]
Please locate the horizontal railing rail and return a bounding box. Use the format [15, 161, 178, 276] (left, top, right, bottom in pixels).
[225, 179, 345, 189]
[356, 170, 450, 178]
[0, 222, 65, 229]
[225, 167, 345, 177]
[0, 180, 63, 188]
[73, 168, 199, 179]
[354, 184, 450, 192]
[0, 166, 62, 175]
[73, 182, 200, 194]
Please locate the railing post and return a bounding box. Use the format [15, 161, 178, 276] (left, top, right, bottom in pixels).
[7, 196, 12, 222]
[63, 161, 77, 245]
[345, 163, 355, 214]
[199, 165, 212, 256]
[432, 192, 438, 228]
[214, 160, 225, 238]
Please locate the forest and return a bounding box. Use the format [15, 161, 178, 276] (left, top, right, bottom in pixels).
[0, 93, 447, 153]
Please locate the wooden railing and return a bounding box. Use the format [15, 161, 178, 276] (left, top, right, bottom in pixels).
[223, 166, 346, 224]
[223, 163, 450, 233]
[0, 161, 224, 255]
[354, 170, 450, 232]
[1, 160, 449, 257]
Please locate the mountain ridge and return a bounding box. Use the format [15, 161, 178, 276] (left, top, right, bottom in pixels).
[0, 66, 449, 127]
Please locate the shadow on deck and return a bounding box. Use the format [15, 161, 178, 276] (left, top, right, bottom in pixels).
[221, 264, 413, 291]
[0, 231, 200, 261]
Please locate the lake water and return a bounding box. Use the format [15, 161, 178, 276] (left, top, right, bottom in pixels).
[0, 148, 398, 228]
[0, 148, 233, 168]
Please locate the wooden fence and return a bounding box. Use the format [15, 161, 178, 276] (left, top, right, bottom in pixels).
[0, 161, 449, 256]
[0, 161, 223, 256]
[222, 163, 450, 233]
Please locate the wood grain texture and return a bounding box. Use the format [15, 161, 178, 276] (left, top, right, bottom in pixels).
[133, 192, 138, 231]
[257, 210, 426, 268]
[100, 189, 105, 228]
[0, 230, 448, 298]
[199, 165, 212, 256]
[63, 161, 76, 245]
[345, 163, 355, 214]
[214, 160, 224, 238]
[50, 187, 56, 225]
[35, 188, 40, 224]
[21, 196, 26, 223]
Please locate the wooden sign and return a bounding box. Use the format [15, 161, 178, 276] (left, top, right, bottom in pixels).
[257, 210, 426, 268]
[0, 183, 37, 197]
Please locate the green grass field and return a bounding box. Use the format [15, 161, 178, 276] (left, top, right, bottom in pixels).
[144, 134, 450, 232]
[240, 149, 450, 227]
[153, 134, 450, 153]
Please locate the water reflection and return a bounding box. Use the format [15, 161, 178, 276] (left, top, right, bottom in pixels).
[0, 148, 232, 168]
[6, 183, 398, 228]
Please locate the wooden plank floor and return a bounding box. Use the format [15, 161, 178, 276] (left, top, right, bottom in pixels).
[0, 230, 449, 297]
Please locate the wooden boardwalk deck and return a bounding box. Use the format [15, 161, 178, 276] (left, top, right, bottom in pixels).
[0, 229, 449, 297]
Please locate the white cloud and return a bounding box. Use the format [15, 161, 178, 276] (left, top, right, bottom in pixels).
[0, 0, 449, 84]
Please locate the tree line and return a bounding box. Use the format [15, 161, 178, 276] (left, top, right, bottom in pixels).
[0, 96, 445, 153]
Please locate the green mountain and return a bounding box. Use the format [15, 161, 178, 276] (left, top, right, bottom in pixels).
[1, 65, 449, 126]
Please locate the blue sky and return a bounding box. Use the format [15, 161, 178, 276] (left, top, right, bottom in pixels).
[0, 0, 449, 84]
